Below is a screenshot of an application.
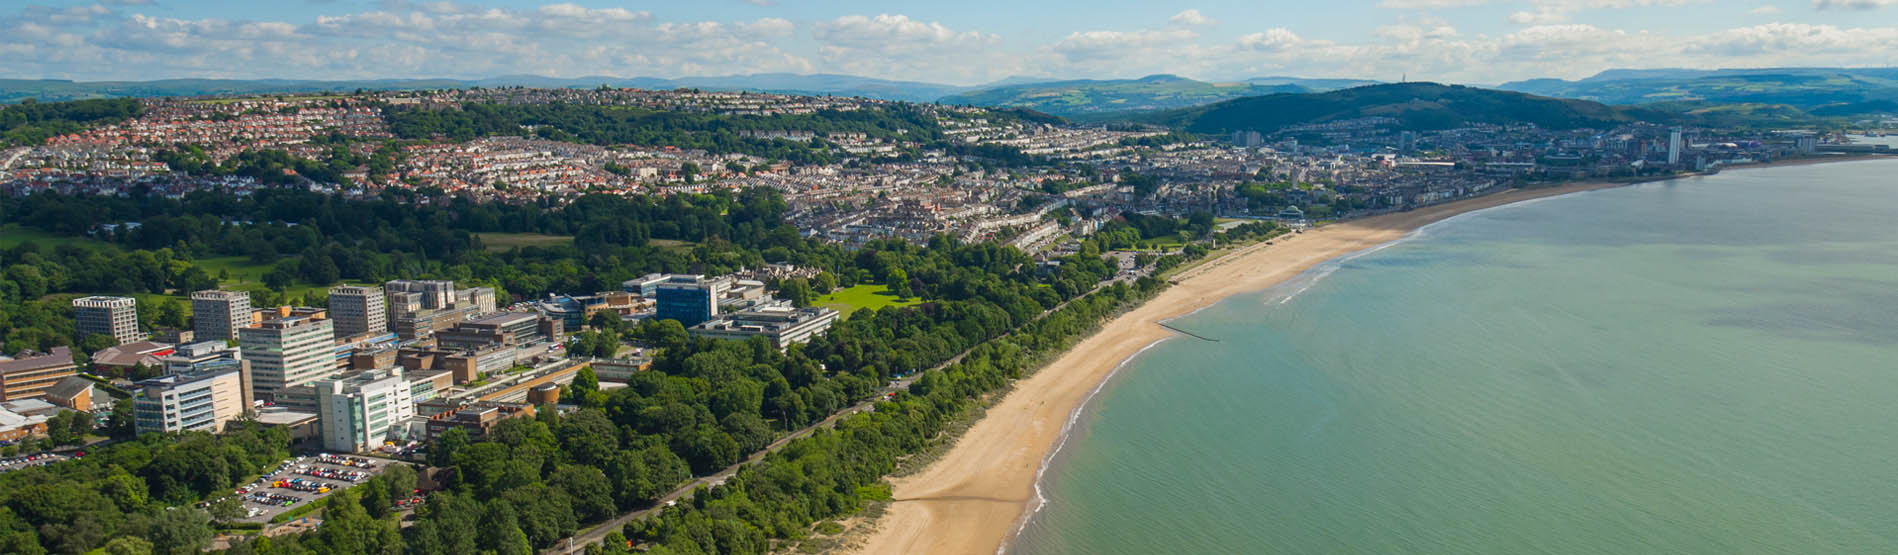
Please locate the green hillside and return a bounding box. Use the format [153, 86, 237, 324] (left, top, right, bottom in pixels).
[937, 74, 1375, 117]
[1140, 82, 1678, 134]
[1498, 68, 1898, 115]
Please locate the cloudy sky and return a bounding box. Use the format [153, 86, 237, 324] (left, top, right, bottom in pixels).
[5, 0, 1898, 85]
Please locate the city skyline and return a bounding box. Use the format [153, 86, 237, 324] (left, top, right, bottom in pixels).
[5, 0, 1898, 85]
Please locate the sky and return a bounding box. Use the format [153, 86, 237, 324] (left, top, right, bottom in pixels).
[5, 0, 1898, 86]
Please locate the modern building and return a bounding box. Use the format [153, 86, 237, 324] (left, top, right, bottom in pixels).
[240, 316, 335, 399]
[159, 341, 254, 412]
[191, 290, 252, 343]
[314, 368, 414, 453]
[688, 307, 841, 349]
[328, 285, 387, 338]
[622, 273, 671, 297]
[73, 296, 139, 345]
[0, 347, 77, 401]
[1667, 127, 1684, 165]
[384, 280, 496, 340]
[397, 345, 517, 385]
[654, 275, 732, 327]
[131, 363, 249, 434]
[435, 312, 558, 351]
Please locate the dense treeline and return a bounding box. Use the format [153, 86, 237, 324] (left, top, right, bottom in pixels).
[0, 98, 144, 146]
[625, 279, 1164, 554]
[0, 424, 292, 554]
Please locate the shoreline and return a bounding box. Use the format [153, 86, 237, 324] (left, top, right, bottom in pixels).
[848, 155, 1893, 555]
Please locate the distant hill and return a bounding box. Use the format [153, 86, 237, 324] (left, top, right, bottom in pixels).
[936, 74, 1379, 117]
[1140, 82, 1677, 134]
[0, 78, 469, 104]
[1497, 67, 1898, 115]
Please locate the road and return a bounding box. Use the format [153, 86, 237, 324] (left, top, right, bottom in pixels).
[545, 269, 1141, 553]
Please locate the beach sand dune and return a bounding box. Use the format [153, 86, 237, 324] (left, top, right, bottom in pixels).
[851, 180, 1628, 555]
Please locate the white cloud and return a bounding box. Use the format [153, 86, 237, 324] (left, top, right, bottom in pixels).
[1813, 0, 1897, 9]
[1168, 9, 1214, 26]
[1380, 0, 1491, 7]
[814, 14, 1003, 82]
[1750, 4, 1783, 13]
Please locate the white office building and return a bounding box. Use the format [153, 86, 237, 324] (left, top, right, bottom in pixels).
[73, 296, 140, 345]
[240, 316, 335, 398]
[328, 285, 388, 338]
[315, 368, 414, 453]
[131, 363, 249, 434]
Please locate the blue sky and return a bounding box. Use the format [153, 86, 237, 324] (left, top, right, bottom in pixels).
[6, 0, 1898, 85]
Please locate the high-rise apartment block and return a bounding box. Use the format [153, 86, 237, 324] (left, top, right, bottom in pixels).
[328, 285, 387, 338]
[73, 296, 139, 345]
[191, 290, 252, 343]
[240, 316, 335, 398]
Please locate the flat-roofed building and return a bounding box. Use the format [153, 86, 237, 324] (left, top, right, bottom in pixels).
[328, 285, 387, 338]
[191, 290, 252, 343]
[655, 275, 731, 327]
[131, 363, 248, 434]
[689, 307, 841, 349]
[436, 312, 555, 351]
[422, 401, 535, 439]
[0, 347, 77, 401]
[314, 368, 414, 453]
[73, 296, 139, 345]
[240, 316, 335, 399]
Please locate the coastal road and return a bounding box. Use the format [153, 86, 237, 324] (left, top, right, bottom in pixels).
[543, 272, 1137, 554]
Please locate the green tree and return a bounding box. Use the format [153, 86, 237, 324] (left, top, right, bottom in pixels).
[145, 507, 212, 554]
[102, 536, 153, 555]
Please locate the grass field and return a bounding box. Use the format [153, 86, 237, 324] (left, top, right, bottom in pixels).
[816, 284, 921, 316]
[0, 225, 110, 250]
[476, 232, 574, 252]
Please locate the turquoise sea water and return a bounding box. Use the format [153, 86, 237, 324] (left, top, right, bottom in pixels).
[1013, 159, 1898, 554]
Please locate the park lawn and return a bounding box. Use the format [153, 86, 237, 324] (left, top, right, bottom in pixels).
[476, 232, 574, 252]
[0, 225, 111, 250]
[816, 284, 920, 316]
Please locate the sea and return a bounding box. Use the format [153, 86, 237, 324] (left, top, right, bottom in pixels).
[1012, 156, 1898, 554]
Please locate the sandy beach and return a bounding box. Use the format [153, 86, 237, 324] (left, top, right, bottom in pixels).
[850, 155, 1893, 555]
[849, 178, 1647, 555]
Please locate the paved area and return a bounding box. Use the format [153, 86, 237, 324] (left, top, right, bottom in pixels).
[234, 453, 390, 522]
[0, 452, 69, 473]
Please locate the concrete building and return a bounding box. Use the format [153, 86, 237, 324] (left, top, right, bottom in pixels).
[191, 290, 252, 343]
[384, 280, 496, 340]
[422, 401, 535, 439]
[240, 316, 335, 399]
[1667, 127, 1684, 165]
[328, 285, 387, 338]
[655, 275, 732, 327]
[0, 407, 49, 442]
[435, 312, 559, 351]
[131, 363, 248, 434]
[89, 341, 175, 373]
[689, 306, 841, 349]
[159, 341, 253, 412]
[622, 273, 671, 297]
[314, 368, 414, 453]
[73, 296, 139, 345]
[0, 347, 76, 402]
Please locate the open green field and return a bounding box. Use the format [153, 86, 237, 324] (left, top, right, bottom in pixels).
[816, 284, 920, 316]
[476, 232, 574, 252]
[0, 225, 110, 250]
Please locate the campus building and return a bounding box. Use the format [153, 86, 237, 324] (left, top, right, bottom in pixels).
[0, 347, 77, 402]
[314, 368, 414, 453]
[327, 285, 387, 338]
[240, 316, 335, 398]
[73, 296, 139, 345]
[131, 362, 249, 434]
[654, 275, 732, 327]
[689, 307, 841, 349]
[191, 290, 252, 343]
